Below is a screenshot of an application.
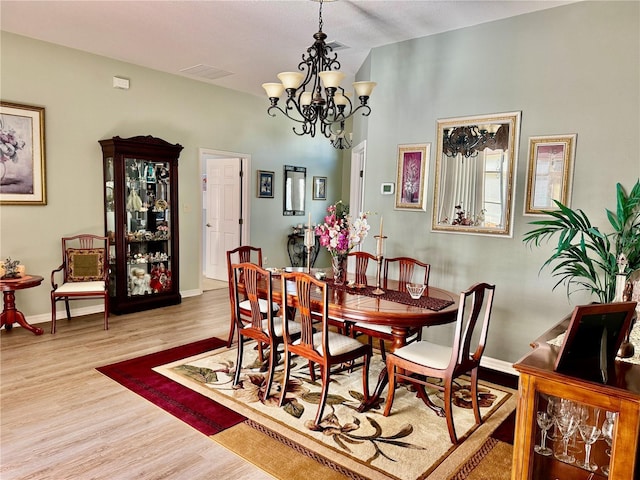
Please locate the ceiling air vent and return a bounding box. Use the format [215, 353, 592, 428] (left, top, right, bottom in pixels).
[179, 64, 234, 80]
[326, 41, 348, 51]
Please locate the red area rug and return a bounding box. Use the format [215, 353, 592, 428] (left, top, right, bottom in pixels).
[96, 337, 245, 435]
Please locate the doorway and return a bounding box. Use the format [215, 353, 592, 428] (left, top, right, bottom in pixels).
[200, 148, 251, 282]
[349, 140, 366, 226]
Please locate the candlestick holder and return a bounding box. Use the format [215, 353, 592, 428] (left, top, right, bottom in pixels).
[304, 228, 315, 274]
[372, 234, 386, 295]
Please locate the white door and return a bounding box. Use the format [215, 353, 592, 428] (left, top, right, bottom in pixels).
[205, 157, 242, 280]
[350, 141, 366, 220]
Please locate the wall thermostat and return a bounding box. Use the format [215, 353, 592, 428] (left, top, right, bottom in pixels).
[381, 183, 395, 195]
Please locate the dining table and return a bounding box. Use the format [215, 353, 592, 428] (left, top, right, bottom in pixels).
[256, 267, 460, 411]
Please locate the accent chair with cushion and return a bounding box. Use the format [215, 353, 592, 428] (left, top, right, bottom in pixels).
[279, 271, 372, 426]
[50, 234, 110, 334]
[383, 282, 496, 444]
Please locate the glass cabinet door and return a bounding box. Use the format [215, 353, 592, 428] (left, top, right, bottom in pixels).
[104, 156, 116, 296]
[124, 157, 172, 298]
[532, 393, 616, 479]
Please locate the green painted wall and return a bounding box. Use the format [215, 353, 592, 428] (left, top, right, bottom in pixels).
[0, 32, 341, 319]
[353, 1, 639, 362]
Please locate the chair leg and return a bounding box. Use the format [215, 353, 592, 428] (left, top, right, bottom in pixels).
[233, 337, 244, 386]
[361, 353, 370, 402]
[383, 361, 397, 417]
[443, 380, 458, 444]
[103, 298, 109, 330]
[51, 296, 57, 334]
[64, 299, 71, 320]
[314, 365, 331, 425]
[279, 350, 292, 407]
[263, 340, 278, 401]
[226, 319, 236, 348]
[308, 360, 316, 382]
[379, 339, 386, 361]
[470, 368, 482, 425]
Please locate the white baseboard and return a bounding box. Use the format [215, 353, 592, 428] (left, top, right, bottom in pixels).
[480, 356, 519, 377]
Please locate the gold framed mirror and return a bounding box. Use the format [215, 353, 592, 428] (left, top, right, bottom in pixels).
[432, 111, 521, 237]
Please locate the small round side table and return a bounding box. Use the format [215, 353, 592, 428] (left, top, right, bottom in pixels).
[0, 274, 44, 336]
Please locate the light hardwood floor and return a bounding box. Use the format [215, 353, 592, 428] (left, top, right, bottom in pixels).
[0, 289, 271, 480]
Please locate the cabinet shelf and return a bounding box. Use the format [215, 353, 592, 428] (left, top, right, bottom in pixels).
[99, 135, 183, 314]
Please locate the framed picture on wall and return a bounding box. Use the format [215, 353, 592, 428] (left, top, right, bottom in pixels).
[0, 101, 46, 205]
[257, 170, 274, 198]
[395, 143, 429, 211]
[312, 176, 327, 200]
[524, 134, 577, 215]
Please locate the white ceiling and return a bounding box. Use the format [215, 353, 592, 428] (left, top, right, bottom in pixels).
[1, 0, 574, 98]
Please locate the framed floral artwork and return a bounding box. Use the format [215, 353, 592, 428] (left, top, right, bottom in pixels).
[524, 134, 577, 215]
[0, 101, 46, 205]
[312, 176, 327, 200]
[395, 143, 429, 211]
[257, 170, 274, 198]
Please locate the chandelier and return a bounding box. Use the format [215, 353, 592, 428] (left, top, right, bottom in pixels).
[261, 0, 376, 148]
[442, 125, 499, 158]
[329, 120, 352, 149]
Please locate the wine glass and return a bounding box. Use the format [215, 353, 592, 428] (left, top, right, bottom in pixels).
[546, 396, 561, 440]
[601, 411, 617, 476]
[555, 405, 579, 464]
[576, 423, 600, 471]
[534, 411, 554, 456]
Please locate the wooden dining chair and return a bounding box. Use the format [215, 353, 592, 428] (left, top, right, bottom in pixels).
[50, 234, 110, 334]
[383, 282, 496, 444]
[231, 262, 301, 400]
[351, 256, 430, 359]
[279, 271, 372, 426]
[348, 251, 376, 286]
[226, 246, 279, 347]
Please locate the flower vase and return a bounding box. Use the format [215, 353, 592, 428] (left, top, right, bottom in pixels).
[331, 254, 348, 286]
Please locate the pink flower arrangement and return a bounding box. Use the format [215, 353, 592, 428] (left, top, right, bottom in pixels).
[315, 201, 370, 257]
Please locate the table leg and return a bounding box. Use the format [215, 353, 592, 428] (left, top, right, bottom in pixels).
[1, 290, 44, 336]
[357, 325, 410, 412]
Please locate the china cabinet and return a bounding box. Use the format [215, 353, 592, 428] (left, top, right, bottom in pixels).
[99, 136, 183, 314]
[512, 315, 640, 479]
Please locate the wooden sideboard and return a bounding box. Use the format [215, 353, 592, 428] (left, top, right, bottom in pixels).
[512, 317, 640, 480]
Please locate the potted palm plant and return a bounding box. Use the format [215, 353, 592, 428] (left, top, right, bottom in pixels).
[523, 180, 640, 303]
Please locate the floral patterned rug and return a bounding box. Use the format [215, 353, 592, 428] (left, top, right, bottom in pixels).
[155, 344, 515, 480]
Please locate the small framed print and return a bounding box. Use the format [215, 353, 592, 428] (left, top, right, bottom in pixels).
[395, 143, 429, 211]
[257, 170, 274, 198]
[524, 134, 577, 215]
[312, 176, 327, 200]
[0, 101, 46, 205]
[381, 183, 395, 195]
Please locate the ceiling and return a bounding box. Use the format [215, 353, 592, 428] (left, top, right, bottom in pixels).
[1, 0, 574, 98]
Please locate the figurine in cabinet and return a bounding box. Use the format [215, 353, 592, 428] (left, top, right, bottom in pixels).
[130, 268, 152, 295]
[150, 262, 172, 292]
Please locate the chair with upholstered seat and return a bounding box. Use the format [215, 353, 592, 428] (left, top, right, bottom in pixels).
[50, 234, 110, 334]
[279, 271, 372, 426]
[231, 262, 301, 400]
[226, 246, 279, 347]
[351, 256, 430, 358]
[383, 282, 495, 444]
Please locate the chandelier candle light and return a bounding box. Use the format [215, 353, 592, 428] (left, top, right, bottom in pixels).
[372, 216, 386, 295]
[261, 0, 376, 149]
